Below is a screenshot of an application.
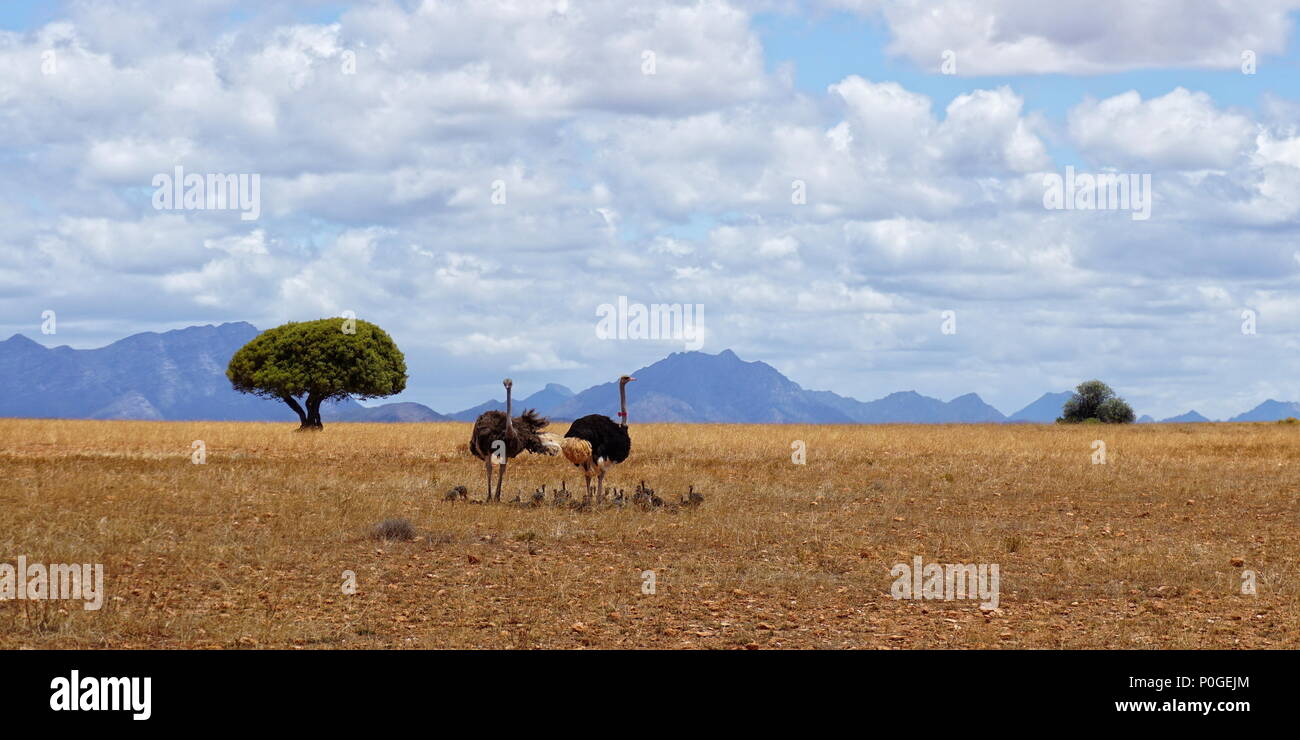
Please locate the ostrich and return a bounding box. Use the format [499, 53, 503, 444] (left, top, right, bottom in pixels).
[469, 378, 560, 502]
[561, 374, 635, 502]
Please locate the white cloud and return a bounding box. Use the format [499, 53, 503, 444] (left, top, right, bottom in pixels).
[837, 0, 1300, 75]
[447, 333, 581, 372]
[1069, 88, 1256, 170]
[937, 87, 1050, 173]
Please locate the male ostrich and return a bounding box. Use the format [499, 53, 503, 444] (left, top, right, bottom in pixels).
[469, 378, 559, 502]
[561, 375, 635, 501]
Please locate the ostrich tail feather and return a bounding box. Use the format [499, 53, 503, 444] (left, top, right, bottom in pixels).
[560, 437, 592, 465]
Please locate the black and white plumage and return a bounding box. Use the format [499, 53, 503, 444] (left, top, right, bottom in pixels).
[561, 374, 635, 501]
[469, 378, 559, 502]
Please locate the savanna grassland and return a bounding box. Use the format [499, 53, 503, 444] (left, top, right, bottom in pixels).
[0, 419, 1295, 649]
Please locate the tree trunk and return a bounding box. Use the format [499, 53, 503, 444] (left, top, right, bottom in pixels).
[304, 392, 324, 431]
[283, 393, 322, 431]
[282, 394, 308, 428]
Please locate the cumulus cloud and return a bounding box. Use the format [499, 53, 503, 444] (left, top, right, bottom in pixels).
[1068, 88, 1256, 170]
[0, 0, 1297, 418]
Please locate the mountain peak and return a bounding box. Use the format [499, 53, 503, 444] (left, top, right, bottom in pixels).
[2, 333, 44, 348]
[1008, 391, 1074, 423]
[666, 348, 742, 364]
[544, 347, 835, 423]
[1228, 399, 1300, 422]
[1160, 409, 1210, 423]
[165, 321, 259, 337]
[541, 383, 574, 397]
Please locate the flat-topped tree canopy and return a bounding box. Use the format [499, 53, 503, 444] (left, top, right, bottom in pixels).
[227, 318, 407, 430]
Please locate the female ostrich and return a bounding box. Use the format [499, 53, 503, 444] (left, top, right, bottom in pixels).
[561, 375, 635, 501]
[469, 379, 559, 502]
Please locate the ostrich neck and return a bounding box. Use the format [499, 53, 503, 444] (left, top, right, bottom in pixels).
[505, 387, 514, 434]
[619, 382, 628, 427]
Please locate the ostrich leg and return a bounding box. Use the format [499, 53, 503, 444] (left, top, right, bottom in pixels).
[597, 468, 606, 503]
[484, 457, 494, 502]
[495, 459, 507, 501]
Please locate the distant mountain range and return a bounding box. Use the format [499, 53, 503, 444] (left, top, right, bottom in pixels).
[444, 384, 576, 422]
[324, 402, 448, 423]
[0, 322, 371, 422]
[1226, 400, 1300, 422]
[4, 322, 1299, 424]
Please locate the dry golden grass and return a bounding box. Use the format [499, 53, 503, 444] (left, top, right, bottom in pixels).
[1, 418, 1295, 649]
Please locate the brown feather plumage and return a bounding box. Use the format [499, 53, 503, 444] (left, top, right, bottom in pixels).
[560, 436, 592, 466]
[469, 408, 557, 461]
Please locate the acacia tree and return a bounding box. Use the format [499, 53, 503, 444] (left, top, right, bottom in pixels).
[227, 318, 407, 430]
[1058, 380, 1135, 424]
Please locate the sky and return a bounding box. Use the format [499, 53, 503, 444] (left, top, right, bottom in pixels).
[2, 0, 1300, 420]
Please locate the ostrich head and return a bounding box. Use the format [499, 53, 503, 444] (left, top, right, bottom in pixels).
[619, 375, 635, 385]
